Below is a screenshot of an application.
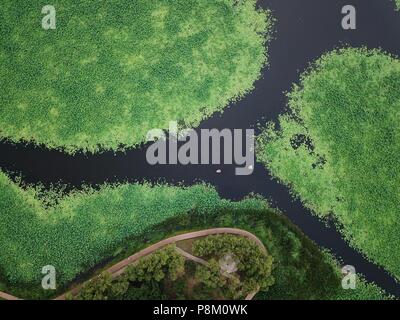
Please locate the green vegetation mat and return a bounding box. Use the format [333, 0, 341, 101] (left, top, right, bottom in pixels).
[0, 169, 387, 300]
[0, 169, 265, 296]
[257, 48, 400, 280]
[0, 0, 272, 153]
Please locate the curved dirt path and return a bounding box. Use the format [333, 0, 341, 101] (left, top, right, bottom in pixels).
[1, 228, 266, 300]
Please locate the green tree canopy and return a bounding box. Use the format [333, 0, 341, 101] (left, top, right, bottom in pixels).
[125, 245, 185, 282]
[193, 234, 274, 294]
[74, 245, 184, 300]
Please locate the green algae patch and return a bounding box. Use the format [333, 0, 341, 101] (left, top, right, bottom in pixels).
[0, 0, 273, 153]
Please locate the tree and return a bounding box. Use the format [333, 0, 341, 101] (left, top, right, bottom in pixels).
[193, 235, 275, 296]
[126, 245, 185, 282]
[73, 245, 184, 300]
[74, 272, 115, 300]
[195, 259, 228, 289]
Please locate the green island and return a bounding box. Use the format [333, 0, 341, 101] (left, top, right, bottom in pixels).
[257, 48, 400, 280]
[0, 170, 387, 300]
[0, 0, 272, 153]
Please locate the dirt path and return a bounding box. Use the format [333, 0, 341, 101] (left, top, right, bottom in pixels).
[0, 291, 21, 300]
[1, 228, 266, 300]
[175, 247, 209, 267]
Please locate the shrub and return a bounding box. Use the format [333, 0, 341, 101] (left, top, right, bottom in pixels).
[73, 272, 119, 300]
[195, 259, 229, 289]
[125, 245, 185, 282]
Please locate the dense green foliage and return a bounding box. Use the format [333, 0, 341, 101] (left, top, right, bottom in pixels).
[0, 169, 266, 293]
[194, 258, 246, 299]
[74, 248, 239, 300]
[322, 251, 391, 301]
[72, 227, 385, 301]
[0, 0, 272, 153]
[74, 241, 269, 300]
[124, 245, 185, 283]
[74, 245, 184, 300]
[121, 280, 166, 300]
[395, 0, 400, 10]
[257, 48, 400, 279]
[195, 259, 228, 289]
[106, 208, 388, 300]
[193, 235, 274, 295]
[0, 166, 388, 299]
[162, 259, 231, 300]
[72, 272, 123, 301]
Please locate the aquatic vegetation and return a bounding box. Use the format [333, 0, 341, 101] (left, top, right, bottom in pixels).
[0, 170, 265, 287]
[0, 169, 388, 300]
[257, 48, 400, 279]
[0, 0, 273, 153]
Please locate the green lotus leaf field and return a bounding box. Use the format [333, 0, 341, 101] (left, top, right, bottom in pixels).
[257, 48, 400, 279]
[0, 0, 272, 153]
